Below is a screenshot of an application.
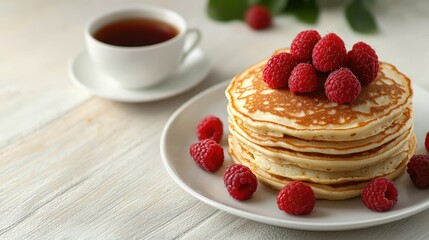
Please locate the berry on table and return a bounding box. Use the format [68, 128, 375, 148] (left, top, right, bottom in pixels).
[263, 52, 298, 89]
[312, 33, 347, 72]
[407, 155, 429, 189]
[290, 30, 321, 63]
[324, 68, 361, 104]
[277, 181, 315, 215]
[195, 115, 223, 143]
[288, 63, 319, 93]
[190, 139, 224, 172]
[245, 5, 272, 30]
[224, 164, 258, 201]
[361, 177, 398, 212]
[346, 41, 379, 85]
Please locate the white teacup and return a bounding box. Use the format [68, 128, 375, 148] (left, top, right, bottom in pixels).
[85, 6, 201, 89]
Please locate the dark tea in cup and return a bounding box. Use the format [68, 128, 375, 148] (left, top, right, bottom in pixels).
[93, 18, 179, 47]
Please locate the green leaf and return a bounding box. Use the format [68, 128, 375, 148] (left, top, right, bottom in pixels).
[362, 0, 375, 7]
[207, 0, 248, 21]
[255, 0, 289, 15]
[283, 0, 319, 24]
[345, 0, 378, 33]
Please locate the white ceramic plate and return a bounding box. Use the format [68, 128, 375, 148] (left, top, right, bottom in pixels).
[69, 48, 210, 102]
[160, 81, 429, 231]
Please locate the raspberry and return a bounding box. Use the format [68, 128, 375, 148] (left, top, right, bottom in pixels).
[346, 42, 379, 85]
[407, 155, 429, 189]
[224, 164, 258, 200]
[290, 30, 321, 63]
[263, 52, 298, 89]
[195, 115, 223, 143]
[277, 181, 315, 215]
[190, 139, 224, 172]
[324, 68, 361, 104]
[288, 63, 318, 93]
[312, 33, 347, 72]
[425, 132, 429, 152]
[245, 5, 272, 30]
[361, 177, 398, 212]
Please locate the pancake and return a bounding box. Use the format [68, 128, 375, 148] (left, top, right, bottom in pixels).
[229, 134, 416, 184]
[225, 50, 413, 141]
[225, 48, 415, 200]
[230, 121, 413, 171]
[229, 106, 413, 154]
[229, 135, 416, 200]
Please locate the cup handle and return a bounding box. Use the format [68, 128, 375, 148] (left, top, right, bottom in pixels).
[181, 28, 201, 62]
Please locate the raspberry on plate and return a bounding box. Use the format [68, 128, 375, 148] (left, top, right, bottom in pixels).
[346, 41, 379, 85]
[263, 52, 298, 89]
[190, 139, 224, 172]
[224, 164, 258, 201]
[288, 63, 319, 93]
[407, 155, 429, 189]
[195, 115, 223, 143]
[277, 181, 315, 215]
[312, 33, 347, 72]
[245, 5, 272, 30]
[325, 68, 361, 104]
[425, 132, 429, 152]
[290, 30, 321, 63]
[361, 177, 398, 212]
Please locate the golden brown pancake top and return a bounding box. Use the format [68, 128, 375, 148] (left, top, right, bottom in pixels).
[230, 61, 412, 128]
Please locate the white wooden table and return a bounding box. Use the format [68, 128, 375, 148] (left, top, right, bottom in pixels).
[2, 0, 429, 239]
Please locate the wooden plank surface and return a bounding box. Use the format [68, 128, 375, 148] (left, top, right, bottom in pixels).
[2, 0, 429, 239]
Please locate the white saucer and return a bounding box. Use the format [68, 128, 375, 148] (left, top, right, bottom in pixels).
[68, 48, 210, 102]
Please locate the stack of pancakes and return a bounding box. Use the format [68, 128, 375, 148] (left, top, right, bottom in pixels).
[226, 50, 415, 200]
